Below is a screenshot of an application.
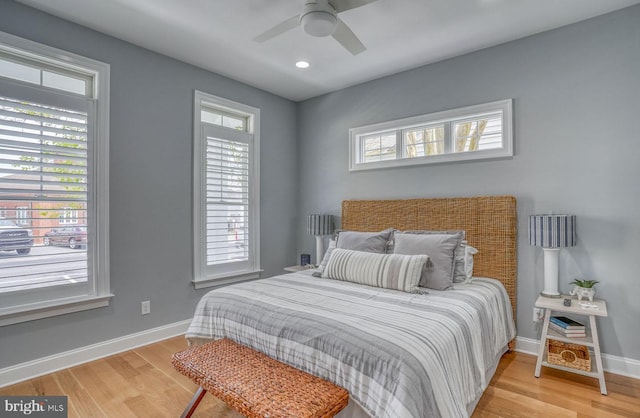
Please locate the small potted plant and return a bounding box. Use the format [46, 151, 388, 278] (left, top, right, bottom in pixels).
[569, 279, 599, 302]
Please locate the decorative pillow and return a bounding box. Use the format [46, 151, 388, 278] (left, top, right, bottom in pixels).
[387, 229, 465, 253]
[336, 228, 393, 253]
[453, 241, 479, 283]
[317, 239, 337, 273]
[322, 248, 428, 293]
[393, 231, 463, 290]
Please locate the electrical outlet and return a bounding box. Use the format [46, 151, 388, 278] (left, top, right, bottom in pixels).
[533, 307, 543, 322]
[141, 300, 150, 315]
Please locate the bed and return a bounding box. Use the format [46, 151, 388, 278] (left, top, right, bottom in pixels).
[185, 196, 517, 418]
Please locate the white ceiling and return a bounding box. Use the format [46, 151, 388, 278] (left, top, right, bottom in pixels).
[16, 0, 640, 101]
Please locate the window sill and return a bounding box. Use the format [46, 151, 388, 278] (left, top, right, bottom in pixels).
[0, 294, 114, 327]
[192, 270, 263, 290]
[349, 148, 514, 172]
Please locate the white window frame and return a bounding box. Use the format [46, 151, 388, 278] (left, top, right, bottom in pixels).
[193, 91, 261, 289]
[0, 31, 110, 326]
[349, 99, 513, 171]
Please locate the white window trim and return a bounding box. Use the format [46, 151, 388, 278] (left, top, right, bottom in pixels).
[0, 31, 111, 326]
[349, 99, 513, 171]
[193, 91, 261, 289]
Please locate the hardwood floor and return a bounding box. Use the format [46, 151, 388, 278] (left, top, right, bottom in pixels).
[1, 336, 639, 417]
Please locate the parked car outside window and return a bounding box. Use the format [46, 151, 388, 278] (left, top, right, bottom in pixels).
[0, 219, 34, 254]
[44, 226, 87, 249]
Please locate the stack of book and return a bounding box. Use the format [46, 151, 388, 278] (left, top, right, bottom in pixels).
[549, 316, 586, 338]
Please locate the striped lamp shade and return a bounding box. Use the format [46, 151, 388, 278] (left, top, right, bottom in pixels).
[528, 214, 577, 248]
[307, 214, 334, 236]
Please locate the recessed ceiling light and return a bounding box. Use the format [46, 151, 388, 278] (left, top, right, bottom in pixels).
[295, 60, 310, 69]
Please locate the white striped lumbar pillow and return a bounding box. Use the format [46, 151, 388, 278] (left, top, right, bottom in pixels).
[322, 248, 428, 293]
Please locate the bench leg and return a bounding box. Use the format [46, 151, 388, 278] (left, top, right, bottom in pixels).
[181, 386, 207, 418]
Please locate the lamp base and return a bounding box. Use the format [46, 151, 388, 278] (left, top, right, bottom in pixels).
[540, 291, 561, 298]
[315, 235, 324, 265]
[541, 248, 561, 299]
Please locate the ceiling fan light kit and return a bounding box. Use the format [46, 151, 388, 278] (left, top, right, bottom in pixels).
[300, 9, 338, 37]
[253, 0, 377, 55]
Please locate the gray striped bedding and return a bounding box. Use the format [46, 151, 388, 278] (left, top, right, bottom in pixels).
[186, 271, 516, 418]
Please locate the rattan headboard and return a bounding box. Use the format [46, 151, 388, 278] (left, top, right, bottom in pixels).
[342, 196, 517, 320]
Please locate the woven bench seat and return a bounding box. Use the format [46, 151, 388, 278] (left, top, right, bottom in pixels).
[171, 338, 349, 418]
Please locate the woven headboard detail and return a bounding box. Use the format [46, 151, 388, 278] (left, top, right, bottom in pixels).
[342, 196, 517, 328]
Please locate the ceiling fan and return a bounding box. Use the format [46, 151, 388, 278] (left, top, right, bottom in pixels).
[253, 0, 378, 56]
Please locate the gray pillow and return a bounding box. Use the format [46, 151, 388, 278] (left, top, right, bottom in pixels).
[453, 241, 479, 283]
[336, 228, 393, 253]
[388, 229, 465, 253]
[393, 231, 463, 290]
[318, 238, 337, 273]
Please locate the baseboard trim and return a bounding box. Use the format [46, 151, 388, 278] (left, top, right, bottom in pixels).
[515, 336, 640, 379]
[0, 319, 191, 388]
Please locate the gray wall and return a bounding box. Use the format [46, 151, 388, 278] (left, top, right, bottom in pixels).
[296, 5, 640, 360]
[0, 2, 298, 368]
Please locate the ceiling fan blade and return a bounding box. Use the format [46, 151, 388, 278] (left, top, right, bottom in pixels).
[253, 15, 300, 43]
[332, 0, 378, 14]
[332, 18, 366, 55]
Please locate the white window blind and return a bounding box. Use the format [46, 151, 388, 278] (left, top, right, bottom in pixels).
[0, 90, 92, 301]
[193, 91, 260, 288]
[205, 134, 249, 265]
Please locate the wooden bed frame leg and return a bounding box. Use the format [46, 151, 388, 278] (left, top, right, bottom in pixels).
[181, 386, 207, 418]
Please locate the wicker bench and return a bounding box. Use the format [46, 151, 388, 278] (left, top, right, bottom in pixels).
[171, 338, 349, 418]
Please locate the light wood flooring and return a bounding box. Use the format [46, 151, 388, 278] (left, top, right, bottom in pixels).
[1, 335, 639, 417]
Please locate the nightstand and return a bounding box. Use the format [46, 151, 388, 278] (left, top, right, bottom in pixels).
[534, 295, 608, 394]
[284, 265, 316, 273]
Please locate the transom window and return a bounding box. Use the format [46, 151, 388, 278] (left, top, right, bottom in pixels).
[349, 99, 513, 171]
[0, 51, 91, 96]
[201, 107, 247, 131]
[361, 131, 396, 163]
[403, 125, 445, 158]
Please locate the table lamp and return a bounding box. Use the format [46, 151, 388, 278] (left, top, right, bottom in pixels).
[307, 214, 334, 265]
[529, 214, 576, 298]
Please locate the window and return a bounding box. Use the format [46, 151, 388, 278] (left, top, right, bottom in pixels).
[193, 91, 260, 289]
[59, 207, 79, 225]
[349, 99, 513, 171]
[16, 206, 29, 225]
[361, 131, 396, 162]
[0, 31, 110, 326]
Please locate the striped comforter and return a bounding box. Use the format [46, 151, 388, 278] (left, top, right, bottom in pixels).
[186, 271, 516, 418]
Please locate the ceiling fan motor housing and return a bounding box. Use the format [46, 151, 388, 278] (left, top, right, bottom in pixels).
[300, 0, 338, 37]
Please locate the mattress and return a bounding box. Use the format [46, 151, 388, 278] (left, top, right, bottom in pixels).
[186, 270, 516, 418]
